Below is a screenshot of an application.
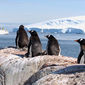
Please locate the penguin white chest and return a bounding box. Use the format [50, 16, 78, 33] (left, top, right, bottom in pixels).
[80, 51, 85, 64]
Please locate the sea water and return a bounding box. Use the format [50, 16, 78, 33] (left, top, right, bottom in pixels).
[0, 32, 85, 58]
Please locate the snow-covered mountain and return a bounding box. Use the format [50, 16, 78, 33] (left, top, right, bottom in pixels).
[25, 16, 85, 34]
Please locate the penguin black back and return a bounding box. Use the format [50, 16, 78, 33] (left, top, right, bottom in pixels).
[15, 25, 29, 48]
[27, 30, 42, 57]
[75, 38, 85, 64]
[45, 35, 60, 56]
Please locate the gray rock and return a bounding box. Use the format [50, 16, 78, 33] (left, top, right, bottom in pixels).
[0, 68, 5, 85]
[33, 72, 85, 85]
[24, 65, 65, 85]
[54, 65, 85, 74]
[33, 65, 85, 85]
[0, 48, 77, 85]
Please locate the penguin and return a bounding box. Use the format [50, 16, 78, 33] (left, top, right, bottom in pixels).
[75, 38, 85, 64]
[45, 35, 60, 56]
[15, 25, 29, 49]
[26, 30, 42, 57]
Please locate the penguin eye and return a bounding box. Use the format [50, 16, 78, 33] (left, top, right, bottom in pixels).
[31, 30, 34, 33]
[80, 38, 83, 41]
[48, 35, 50, 37]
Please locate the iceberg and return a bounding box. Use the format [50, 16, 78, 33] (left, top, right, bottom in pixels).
[25, 16, 85, 34]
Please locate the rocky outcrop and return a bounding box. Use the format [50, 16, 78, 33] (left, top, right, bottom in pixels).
[33, 73, 85, 85]
[33, 65, 85, 85]
[24, 66, 65, 85]
[0, 48, 77, 85]
[0, 68, 5, 85]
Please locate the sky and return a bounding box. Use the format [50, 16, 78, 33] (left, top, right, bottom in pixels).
[0, 0, 85, 24]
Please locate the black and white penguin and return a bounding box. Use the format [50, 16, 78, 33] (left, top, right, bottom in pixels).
[26, 30, 42, 57]
[75, 38, 85, 64]
[15, 25, 29, 49]
[45, 35, 60, 56]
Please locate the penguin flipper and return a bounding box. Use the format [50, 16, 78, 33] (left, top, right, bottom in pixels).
[77, 50, 84, 64]
[27, 39, 31, 53]
[15, 31, 19, 48]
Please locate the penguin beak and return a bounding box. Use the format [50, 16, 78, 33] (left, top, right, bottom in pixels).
[74, 40, 78, 42]
[28, 30, 31, 33]
[45, 35, 48, 38]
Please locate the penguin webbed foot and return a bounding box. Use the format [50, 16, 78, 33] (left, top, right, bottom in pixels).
[41, 50, 47, 55]
[77, 58, 81, 64]
[25, 53, 30, 58]
[22, 47, 28, 51]
[35, 50, 47, 56]
[16, 45, 19, 49]
[77, 61, 80, 64]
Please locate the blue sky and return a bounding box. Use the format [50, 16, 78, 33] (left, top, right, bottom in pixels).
[0, 0, 85, 23]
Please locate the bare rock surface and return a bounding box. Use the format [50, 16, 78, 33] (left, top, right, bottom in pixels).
[0, 48, 27, 57]
[26, 65, 85, 85]
[33, 72, 85, 85]
[33, 65, 85, 85]
[0, 48, 77, 85]
[24, 66, 65, 85]
[0, 68, 5, 85]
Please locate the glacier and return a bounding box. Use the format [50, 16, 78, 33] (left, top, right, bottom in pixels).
[25, 16, 85, 34]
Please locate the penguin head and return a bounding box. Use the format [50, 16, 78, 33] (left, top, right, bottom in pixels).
[74, 38, 85, 45]
[19, 25, 24, 29]
[28, 30, 38, 36]
[45, 35, 55, 40]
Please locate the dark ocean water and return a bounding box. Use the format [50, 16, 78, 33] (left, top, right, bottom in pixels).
[0, 32, 85, 58]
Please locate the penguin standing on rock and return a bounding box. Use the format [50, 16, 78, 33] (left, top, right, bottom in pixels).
[26, 30, 42, 57]
[15, 25, 29, 49]
[75, 38, 85, 64]
[45, 35, 60, 56]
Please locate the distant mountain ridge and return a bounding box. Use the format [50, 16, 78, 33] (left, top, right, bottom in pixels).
[25, 16, 85, 34]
